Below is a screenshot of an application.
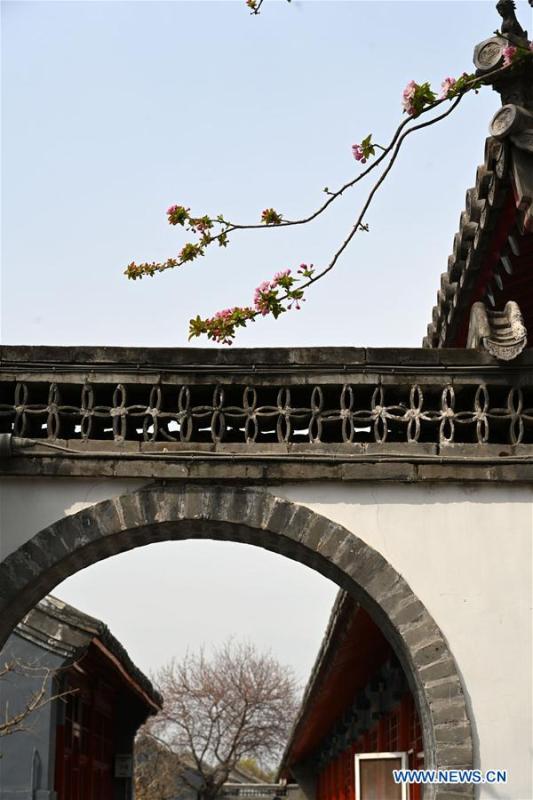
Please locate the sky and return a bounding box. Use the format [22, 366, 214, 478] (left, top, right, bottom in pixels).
[2, 0, 531, 682]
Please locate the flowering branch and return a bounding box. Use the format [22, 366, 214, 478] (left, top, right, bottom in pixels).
[188, 265, 314, 344]
[500, 38, 533, 65]
[188, 95, 464, 344]
[124, 62, 511, 282]
[124, 41, 533, 343]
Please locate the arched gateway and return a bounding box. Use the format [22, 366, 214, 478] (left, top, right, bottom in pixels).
[0, 484, 473, 799]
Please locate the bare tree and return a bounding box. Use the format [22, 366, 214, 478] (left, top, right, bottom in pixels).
[0, 658, 75, 737]
[139, 641, 299, 800]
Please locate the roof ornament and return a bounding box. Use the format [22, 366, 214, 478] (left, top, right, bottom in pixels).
[473, 2, 533, 109]
[495, 0, 528, 41]
[467, 301, 527, 360]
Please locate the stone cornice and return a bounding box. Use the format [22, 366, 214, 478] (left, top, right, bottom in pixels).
[2, 346, 533, 481]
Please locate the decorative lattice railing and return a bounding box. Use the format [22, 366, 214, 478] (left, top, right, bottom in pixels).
[1, 347, 533, 447]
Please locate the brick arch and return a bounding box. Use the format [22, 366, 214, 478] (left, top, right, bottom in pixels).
[0, 484, 473, 799]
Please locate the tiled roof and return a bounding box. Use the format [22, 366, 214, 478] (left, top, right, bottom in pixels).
[424, 24, 533, 352]
[424, 135, 533, 349]
[277, 591, 348, 776]
[16, 595, 162, 709]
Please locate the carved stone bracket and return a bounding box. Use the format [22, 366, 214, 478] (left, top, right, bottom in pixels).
[474, 36, 508, 73]
[467, 300, 527, 360]
[473, 27, 533, 110]
[489, 105, 533, 231]
[490, 104, 533, 153]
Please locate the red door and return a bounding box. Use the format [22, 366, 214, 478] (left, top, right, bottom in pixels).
[55, 675, 116, 800]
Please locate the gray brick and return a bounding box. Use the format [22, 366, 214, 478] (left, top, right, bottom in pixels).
[379, 580, 417, 615]
[263, 498, 298, 535]
[257, 492, 279, 530]
[31, 525, 72, 564]
[240, 490, 274, 530]
[285, 505, 321, 545]
[84, 500, 123, 537]
[204, 486, 237, 524]
[434, 722, 472, 745]
[116, 490, 149, 530]
[198, 485, 229, 523]
[18, 536, 55, 574]
[419, 658, 458, 683]
[137, 489, 171, 525]
[0, 555, 35, 596]
[344, 547, 384, 587]
[55, 512, 100, 552]
[316, 522, 348, 560]
[181, 486, 212, 521]
[435, 741, 473, 766]
[426, 678, 464, 704]
[364, 562, 403, 602]
[330, 534, 367, 572]
[297, 514, 329, 551]
[402, 619, 442, 651]
[430, 698, 469, 726]
[389, 597, 427, 627]
[412, 639, 449, 669]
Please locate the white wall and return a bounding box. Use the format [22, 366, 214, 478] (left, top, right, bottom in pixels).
[277, 483, 533, 800]
[0, 477, 146, 560]
[1, 477, 531, 799]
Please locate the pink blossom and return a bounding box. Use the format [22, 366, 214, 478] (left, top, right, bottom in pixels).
[210, 307, 234, 325]
[440, 76, 456, 99]
[352, 144, 366, 163]
[167, 205, 179, 215]
[402, 80, 417, 115]
[502, 45, 517, 66]
[253, 281, 272, 316]
[254, 280, 270, 296]
[272, 269, 291, 285]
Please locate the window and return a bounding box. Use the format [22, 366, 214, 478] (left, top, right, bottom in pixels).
[354, 752, 408, 800]
[387, 709, 400, 751]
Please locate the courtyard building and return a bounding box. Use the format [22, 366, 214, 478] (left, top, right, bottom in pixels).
[0, 596, 161, 800]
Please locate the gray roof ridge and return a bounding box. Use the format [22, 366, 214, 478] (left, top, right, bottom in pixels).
[16, 595, 162, 710]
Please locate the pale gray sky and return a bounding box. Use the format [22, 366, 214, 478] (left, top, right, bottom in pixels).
[3, 0, 529, 681]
